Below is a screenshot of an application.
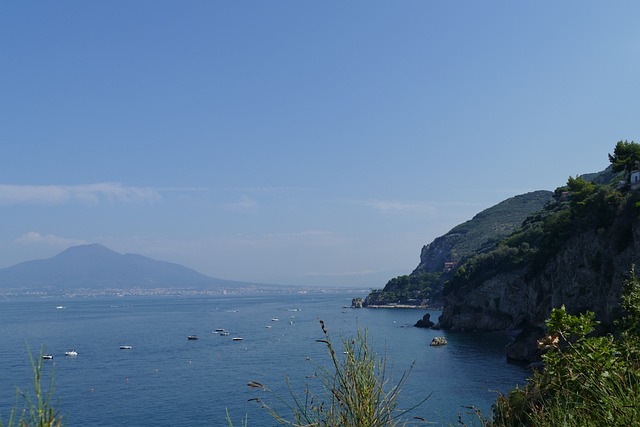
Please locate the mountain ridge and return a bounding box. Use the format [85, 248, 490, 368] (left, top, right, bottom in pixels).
[363, 190, 553, 307]
[0, 243, 250, 290]
[438, 161, 640, 361]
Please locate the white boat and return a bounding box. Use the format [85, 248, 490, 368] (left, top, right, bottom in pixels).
[65, 350, 78, 356]
[42, 354, 53, 360]
[232, 337, 244, 341]
[214, 328, 226, 332]
[219, 331, 230, 336]
[119, 345, 133, 350]
[187, 335, 199, 340]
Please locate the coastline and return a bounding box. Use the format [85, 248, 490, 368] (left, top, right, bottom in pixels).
[361, 304, 443, 310]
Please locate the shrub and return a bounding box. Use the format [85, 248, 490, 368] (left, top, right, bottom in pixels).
[491, 269, 640, 426]
[247, 320, 429, 427]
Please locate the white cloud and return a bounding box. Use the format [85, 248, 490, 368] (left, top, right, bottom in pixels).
[14, 232, 86, 248]
[223, 195, 257, 212]
[0, 183, 161, 206]
[364, 200, 438, 216]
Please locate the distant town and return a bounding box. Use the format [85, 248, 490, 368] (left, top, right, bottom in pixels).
[0, 285, 370, 299]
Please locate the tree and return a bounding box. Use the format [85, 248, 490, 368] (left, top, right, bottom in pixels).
[608, 140, 640, 178]
[565, 175, 595, 208]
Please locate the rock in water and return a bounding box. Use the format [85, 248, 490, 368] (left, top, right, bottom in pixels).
[430, 336, 447, 346]
[415, 313, 435, 328]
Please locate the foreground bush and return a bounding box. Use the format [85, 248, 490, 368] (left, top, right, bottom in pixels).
[245, 320, 429, 427]
[492, 269, 640, 426]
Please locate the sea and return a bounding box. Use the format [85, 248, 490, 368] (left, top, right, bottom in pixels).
[0, 292, 529, 426]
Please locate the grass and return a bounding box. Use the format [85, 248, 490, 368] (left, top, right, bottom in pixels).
[1, 347, 64, 427]
[243, 319, 430, 427]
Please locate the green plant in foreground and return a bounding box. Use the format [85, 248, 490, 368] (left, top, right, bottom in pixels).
[226, 408, 248, 427]
[1, 348, 64, 427]
[492, 268, 640, 426]
[247, 320, 430, 427]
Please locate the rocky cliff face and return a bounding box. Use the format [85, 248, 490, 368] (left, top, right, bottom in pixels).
[439, 194, 640, 361]
[412, 190, 553, 275]
[412, 234, 456, 276]
[364, 191, 553, 308]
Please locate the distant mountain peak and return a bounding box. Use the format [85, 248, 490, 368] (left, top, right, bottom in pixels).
[0, 244, 243, 290]
[55, 243, 119, 257]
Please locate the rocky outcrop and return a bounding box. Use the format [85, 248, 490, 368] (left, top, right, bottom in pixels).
[364, 191, 553, 308]
[414, 313, 435, 328]
[412, 191, 553, 275]
[438, 200, 640, 361]
[505, 324, 545, 362]
[429, 336, 448, 346]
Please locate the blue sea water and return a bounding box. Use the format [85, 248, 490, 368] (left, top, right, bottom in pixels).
[0, 293, 528, 426]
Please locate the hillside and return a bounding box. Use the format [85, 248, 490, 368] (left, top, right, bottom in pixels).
[364, 190, 553, 306]
[413, 190, 554, 274]
[439, 162, 640, 361]
[0, 243, 246, 291]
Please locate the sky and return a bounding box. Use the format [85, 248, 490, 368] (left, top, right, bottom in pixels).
[1, 2, 639, 287]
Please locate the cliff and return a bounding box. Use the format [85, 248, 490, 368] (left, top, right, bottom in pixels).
[412, 190, 554, 275]
[438, 172, 640, 361]
[364, 191, 553, 306]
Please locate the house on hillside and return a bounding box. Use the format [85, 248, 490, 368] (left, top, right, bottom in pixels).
[631, 169, 640, 190]
[444, 262, 458, 272]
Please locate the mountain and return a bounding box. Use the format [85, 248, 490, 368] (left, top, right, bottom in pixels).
[364, 190, 553, 306]
[439, 166, 640, 361]
[412, 190, 554, 275]
[0, 243, 244, 290]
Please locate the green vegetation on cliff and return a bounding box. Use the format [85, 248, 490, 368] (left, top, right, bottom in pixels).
[369, 141, 640, 312]
[438, 141, 640, 364]
[446, 165, 638, 304]
[365, 191, 553, 307]
[365, 272, 442, 306]
[492, 269, 640, 426]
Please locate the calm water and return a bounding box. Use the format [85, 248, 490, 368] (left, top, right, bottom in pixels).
[0, 293, 528, 426]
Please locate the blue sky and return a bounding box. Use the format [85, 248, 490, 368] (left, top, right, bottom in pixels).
[1, 2, 639, 287]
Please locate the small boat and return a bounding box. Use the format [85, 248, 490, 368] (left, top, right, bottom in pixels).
[232, 337, 244, 341]
[187, 335, 199, 340]
[214, 328, 226, 332]
[219, 331, 230, 336]
[271, 318, 279, 322]
[119, 345, 133, 350]
[42, 354, 53, 360]
[64, 350, 78, 356]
